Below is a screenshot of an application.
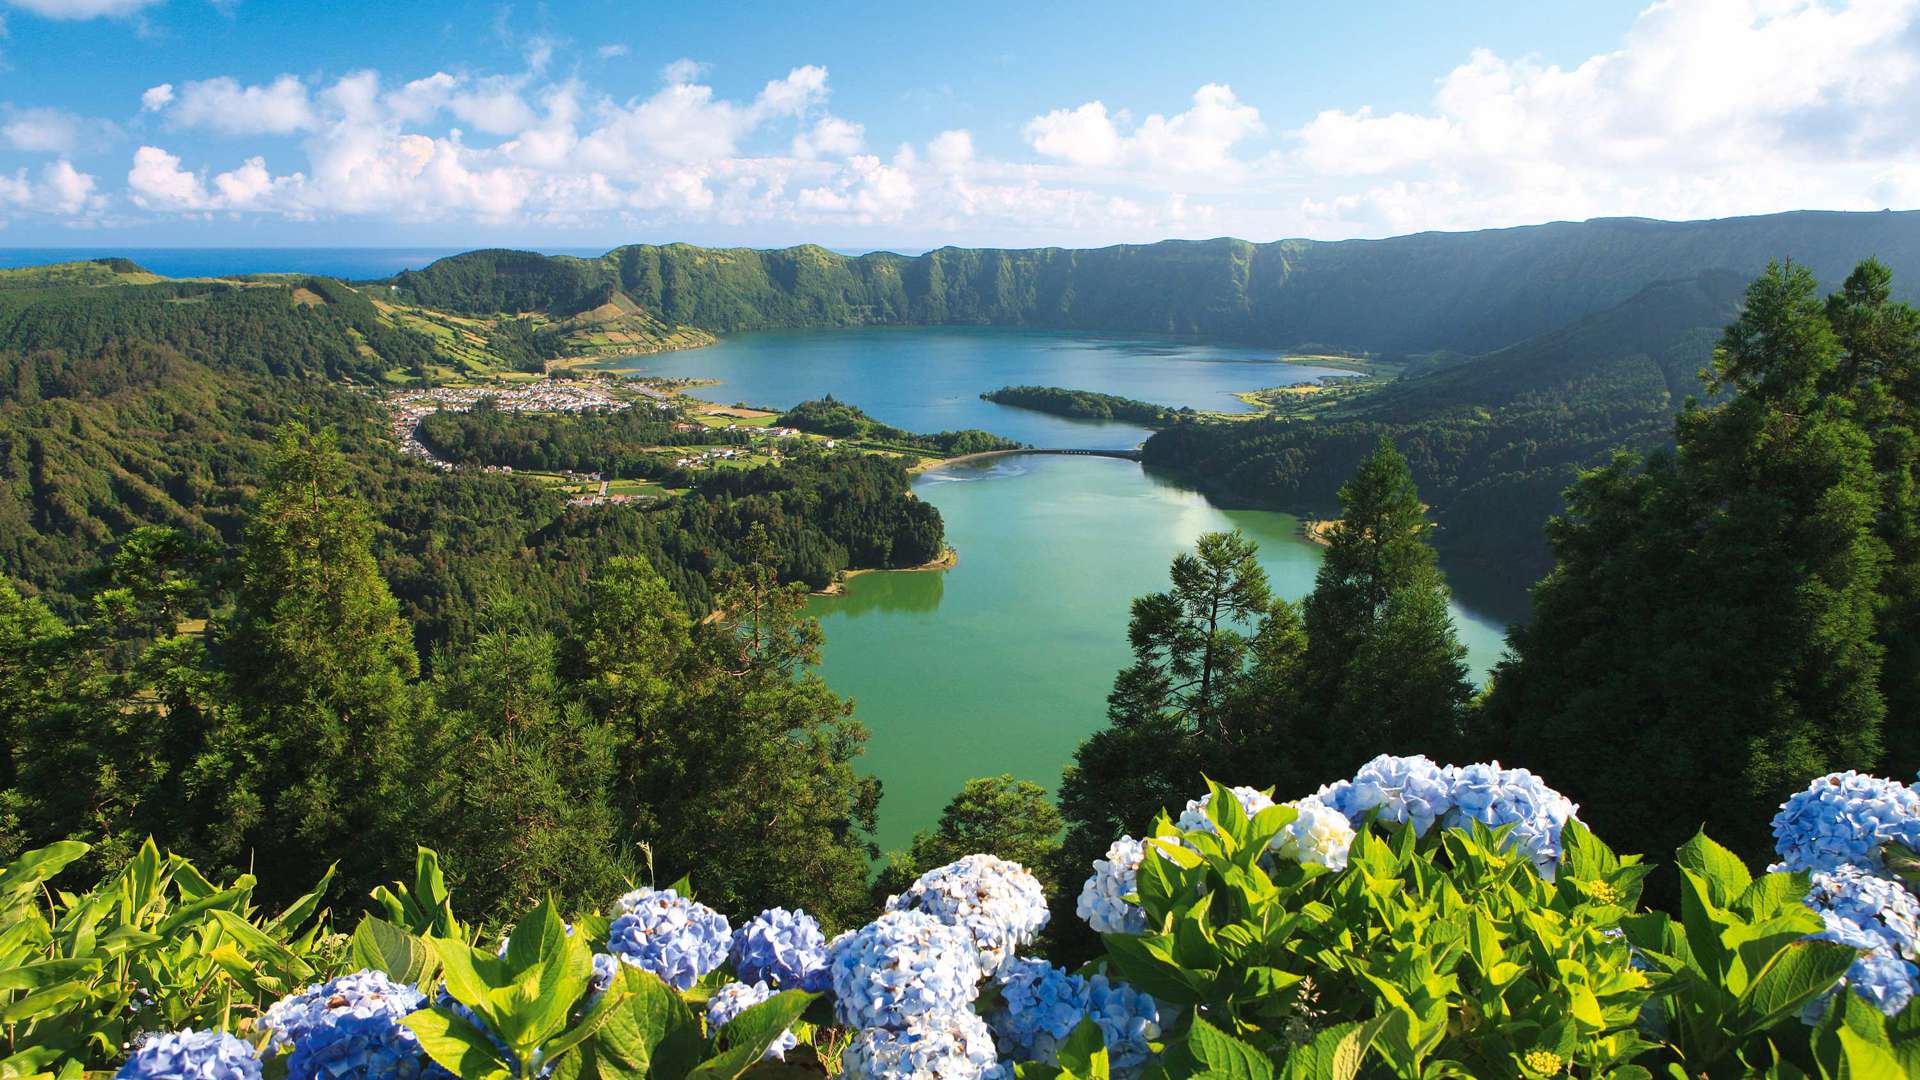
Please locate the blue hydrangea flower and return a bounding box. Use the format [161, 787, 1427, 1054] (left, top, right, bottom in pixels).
[1442, 762, 1578, 880]
[987, 958, 1086, 1064]
[1174, 786, 1275, 835]
[1270, 798, 1356, 872]
[116, 1031, 261, 1080]
[1076, 836, 1148, 935]
[705, 981, 797, 1061]
[262, 970, 436, 1080]
[1808, 865, 1920, 960]
[1083, 972, 1162, 1079]
[606, 887, 731, 992]
[887, 855, 1049, 975]
[1802, 910, 1920, 1022]
[826, 909, 984, 1028]
[1773, 772, 1920, 875]
[1326, 754, 1455, 836]
[841, 1010, 1002, 1080]
[730, 907, 829, 991]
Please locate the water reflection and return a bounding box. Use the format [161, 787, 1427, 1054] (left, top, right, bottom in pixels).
[822, 569, 945, 618]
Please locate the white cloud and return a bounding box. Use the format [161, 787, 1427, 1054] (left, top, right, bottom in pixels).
[598, 43, 629, 59]
[1287, 0, 1920, 235]
[164, 75, 318, 135]
[661, 58, 708, 85]
[140, 83, 174, 112]
[1024, 101, 1124, 166]
[127, 145, 210, 209]
[792, 115, 863, 159]
[0, 158, 100, 217]
[2, 0, 160, 18]
[926, 129, 974, 171]
[3, 107, 87, 153]
[1025, 84, 1261, 173]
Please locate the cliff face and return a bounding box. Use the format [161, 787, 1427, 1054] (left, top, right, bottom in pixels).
[391, 210, 1920, 355]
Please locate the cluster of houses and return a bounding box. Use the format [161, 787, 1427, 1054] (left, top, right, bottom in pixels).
[385, 381, 641, 468]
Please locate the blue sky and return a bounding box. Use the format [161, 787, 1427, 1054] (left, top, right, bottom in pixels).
[1, 0, 1916, 248]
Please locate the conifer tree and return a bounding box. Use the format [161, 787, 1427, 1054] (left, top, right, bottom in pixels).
[209, 424, 423, 896]
[1298, 438, 1472, 775]
[1487, 262, 1888, 864]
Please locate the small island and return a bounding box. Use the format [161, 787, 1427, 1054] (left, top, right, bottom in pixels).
[980, 385, 1194, 427]
[778, 396, 1023, 456]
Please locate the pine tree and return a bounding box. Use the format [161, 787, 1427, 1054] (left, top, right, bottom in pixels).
[1487, 262, 1888, 864]
[1298, 438, 1472, 775]
[209, 424, 423, 897]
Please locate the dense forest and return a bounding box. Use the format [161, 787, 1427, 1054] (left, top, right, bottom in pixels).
[981, 385, 1192, 426]
[776, 396, 1021, 455]
[414, 398, 732, 483]
[389, 211, 1920, 355]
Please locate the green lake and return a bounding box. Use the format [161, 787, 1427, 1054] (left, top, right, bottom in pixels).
[804, 456, 1510, 854]
[608, 327, 1516, 853]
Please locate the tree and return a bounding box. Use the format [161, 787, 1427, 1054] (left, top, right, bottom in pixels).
[1298, 438, 1472, 775]
[1486, 261, 1889, 865]
[207, 424, 424, 898]
[414, 596, 633, 925]
[569, 548, 880, 930]
[874, 774, 1064, 901]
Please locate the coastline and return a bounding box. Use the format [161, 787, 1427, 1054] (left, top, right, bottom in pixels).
[813, 546, 959, 596]
[1299, 518, 1337, 547]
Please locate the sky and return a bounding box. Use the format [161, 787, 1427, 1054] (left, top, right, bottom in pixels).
[1, 0, 1918, 249]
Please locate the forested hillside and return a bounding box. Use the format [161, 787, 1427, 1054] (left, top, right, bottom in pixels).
[1141, 272, 1749, 588]
[390, 210, 1920, 355]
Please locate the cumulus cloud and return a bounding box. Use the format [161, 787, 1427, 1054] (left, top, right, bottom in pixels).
[140, 83, 174, 112]
[1286, 0, 1920, 235]
[793, 115, 863, 159]
[926, 129, 974, 171]
[163, 75, 318, 135]
[4, 106, 116, 154]
[1025, 84, 1261, 172]
[0, 158, 100, 216]
[2, 0, 160, 18]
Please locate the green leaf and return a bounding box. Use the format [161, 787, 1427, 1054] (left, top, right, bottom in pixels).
[404, 1006, 513, 1080]
[1056, 1017, 1111, 1080]
[1736, 939, 1859, 1035]
[347, 916, 437, 988]
[1676, 831, 1754, 908]
[1185, 1015, 1273, 1080]
[583, 967, 703, 1080]
[1834, 1027, 1908, 1080]
[687, 991, 816, 1080]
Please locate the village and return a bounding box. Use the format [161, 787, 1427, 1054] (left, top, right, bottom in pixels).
[379, 376, 840, 507]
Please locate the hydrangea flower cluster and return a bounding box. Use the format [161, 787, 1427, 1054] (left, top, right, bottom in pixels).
[1807, 866, 1920, 960]
[730, 907, 829, 991]
[1317, 754, 1455, 836]
[987, 959, 1088, 1064]
[1174, 786, 1276, 834]
[1075, 836, 1149, 935]
[1771, 771, 1920, 875]
[986, 959, 1161, 1079]
[115, 1031, 261, 1080]
[606, 887, 731, 991]
[1802, 910, 1919, 1022]
[826, 909, 985, 1029]
[1083, 972, 1162, 1078]
[1440, 762, 1579, 880]
[841, 1010, 1006, 1080]
[261, 970, 437, 1080]
[886, 855, 1049, 975]
[1271, 798, 1356, 872]
[704, 981, 797, 1061]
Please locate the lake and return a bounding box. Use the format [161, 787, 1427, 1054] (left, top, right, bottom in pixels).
[607, 327, 1516, 854]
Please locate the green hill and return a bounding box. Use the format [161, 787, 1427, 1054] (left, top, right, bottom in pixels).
[387, 210, 1920, 357]
[1140, 271, 1751, 602]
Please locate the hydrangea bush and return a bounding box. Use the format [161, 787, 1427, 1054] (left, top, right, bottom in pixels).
[34, 759, 1920, 1080]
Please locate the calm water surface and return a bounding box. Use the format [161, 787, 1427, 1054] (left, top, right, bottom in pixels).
[613, 327, 1513, 852]
[604, 326, 1350, 449]
[801, 457, 1512, 855]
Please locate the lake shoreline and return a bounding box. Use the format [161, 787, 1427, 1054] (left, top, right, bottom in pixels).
[813, 546, 959, 597]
